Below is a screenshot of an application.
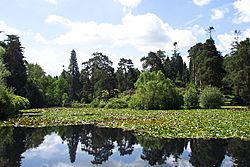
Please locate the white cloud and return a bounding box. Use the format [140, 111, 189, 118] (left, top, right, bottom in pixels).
[233, 0, 250, 23]
[45, 14, 71, 26]
[192, 0, 212, 6]
[0, 21, 23, 36]
[46, 13, 203, 53]
[35, 33, 47, 43]
[217, 28, 250, 54]
[45, 0, 57, 5]
[211, 8, 228, 21]
[114, 0, 142, 8]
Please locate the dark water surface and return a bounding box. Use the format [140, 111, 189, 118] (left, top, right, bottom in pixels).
[0, 125, 249, 167]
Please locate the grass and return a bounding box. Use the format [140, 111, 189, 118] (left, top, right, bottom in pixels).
[0, 107, 250, 140]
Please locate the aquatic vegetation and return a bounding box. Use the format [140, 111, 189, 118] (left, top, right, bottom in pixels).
[0, 107, 249, 140]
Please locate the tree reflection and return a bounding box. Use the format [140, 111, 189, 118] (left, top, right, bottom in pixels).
[138, 136, 188, 166]
[190, 139, 227, 167]
[0, 125, 250, 167]
[227, 139, 250, 167]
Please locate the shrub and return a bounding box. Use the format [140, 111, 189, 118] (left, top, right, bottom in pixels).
[133, 71, 183, 110]
[105, 98, 128, 109]
[0, 85, 30, 117]
[199, 86, 223, 109]
[0, 85, 13, 116]
[71, 101, 90, 108]
[128, 95, 143, 109]
[90, 98, 107, 108]
[183, 85, 199, 109]
[11, 95, 30, 111]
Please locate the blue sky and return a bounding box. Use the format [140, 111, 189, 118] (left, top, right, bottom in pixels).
[0, 0, 249, 75]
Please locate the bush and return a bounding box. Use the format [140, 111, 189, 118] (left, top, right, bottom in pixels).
[105, 98, 128, 109]
[0, 85, 13, 116]
[11, 95, 30, 111]
[128, 95, 143, 109]
[90, 98, 107, 108]
[71, 101, 90, 108]
[199, 86, 223, 109]
[133, 71, 183, 110]
[183, 85, 199, 109]
[0, 85, 30, 117]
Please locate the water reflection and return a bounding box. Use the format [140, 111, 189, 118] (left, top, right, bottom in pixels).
[0, 125, 249, 167]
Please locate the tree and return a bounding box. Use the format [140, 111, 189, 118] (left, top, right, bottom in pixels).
[188, 39, 225, 89]
[68, 50, 81, 101]
[3, 35, 27, 96]
[0, 46, 10, 85]
[141, 50, 165, 73]
[116, 58, 139, 92]
[81, 52, 116, 100]
[224, 38, 250, 107]
[132, 71, 182, 110]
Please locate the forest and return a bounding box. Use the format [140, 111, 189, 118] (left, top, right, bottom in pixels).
[0, 31, 250, 117]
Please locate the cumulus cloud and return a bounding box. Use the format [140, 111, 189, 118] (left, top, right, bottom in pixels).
[45, 0, 57, 5]
[217, 28, 250, 54]
[114, 0, 142, 8]
[233, 0, 250, 23]
[0, 21, 23, 36]
[211, 8, 228, 21]
[46, 13, 203, 53]
[192, 0, 212, 6]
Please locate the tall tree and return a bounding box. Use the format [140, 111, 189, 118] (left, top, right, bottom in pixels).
[141, 50, 165, 73]
[81, 52, 116, 100]
[0, 46, 10, 85]
[188, 39, 225, 89]
[116, 58, 139, 92]
[3, 35, 27, 95]
[224, 38, 250, 107]
[68, 50, 81, 101]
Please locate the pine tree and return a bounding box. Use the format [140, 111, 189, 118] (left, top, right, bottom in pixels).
[3, 35, 27, 96]
[68, 50, 81, 101]
[188, 39, 225, 89]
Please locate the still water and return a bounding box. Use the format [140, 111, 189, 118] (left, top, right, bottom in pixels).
[0, 125, 249, 167]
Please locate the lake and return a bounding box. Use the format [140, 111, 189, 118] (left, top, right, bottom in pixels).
[0, 125, 249, 167]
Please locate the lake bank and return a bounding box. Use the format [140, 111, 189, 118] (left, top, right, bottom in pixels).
[1, 107, 249, 139]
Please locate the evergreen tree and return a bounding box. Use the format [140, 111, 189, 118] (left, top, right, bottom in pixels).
[0, 46, 10, 85]
[68, 50, 81, 101]
[188, 39, 225, 89]
[81, 52, 116, 100]
[3, 35, 27, 96]
[116, 58, 138, 92]
[141, 50, 165, 73]
[224, 38, 250, 107]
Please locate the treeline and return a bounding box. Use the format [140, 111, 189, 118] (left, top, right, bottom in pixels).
[0, 33, 249, 115]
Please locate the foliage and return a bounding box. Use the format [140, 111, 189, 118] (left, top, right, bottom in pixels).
[116, 58, 140, 92]
[0, 85, 13, 116]
[189, 39, 225, 89]
[10, 95, 30, 111]
[224, 38, 250, 107]
[81, 52, 116, 101]
[105, 98, 128, 109]
[3, 35, 27, 96]
[0, 84, 29, 116]
[0, 46, 10, 84]
[2, 107, 250, 139]
[25, 63, 46, 108]
[199, 86, 223, 109]
[183, 84, 199, 109]
[71, 101, 89, 108]
[68, 50, 81, 101]
[90, 98, 107, 108]
[133, 71, 183, 110]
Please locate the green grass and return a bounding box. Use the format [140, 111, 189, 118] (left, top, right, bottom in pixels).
[0, 107, 250, 139]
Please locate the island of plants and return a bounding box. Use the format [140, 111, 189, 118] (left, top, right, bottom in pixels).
[1, 107, 249, 140]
